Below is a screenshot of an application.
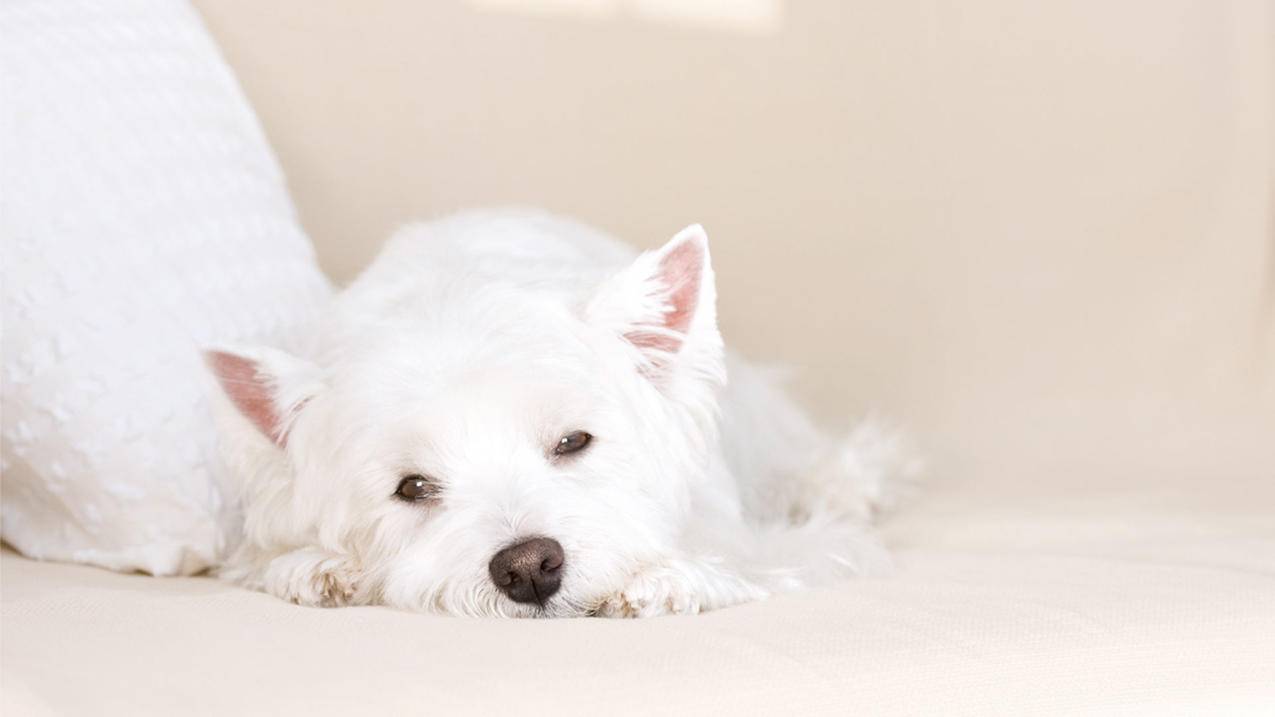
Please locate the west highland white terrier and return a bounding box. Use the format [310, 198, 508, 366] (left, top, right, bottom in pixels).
[207, 209, 919, 617]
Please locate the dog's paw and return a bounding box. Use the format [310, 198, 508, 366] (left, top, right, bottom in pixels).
[311, 564, 359, 607]
[595, 567, 703, 618]
[594, 560, 770, 618]
[259, 549, 361, 608]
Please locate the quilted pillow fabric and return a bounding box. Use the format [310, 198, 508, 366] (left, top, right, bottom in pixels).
[0, 0, 331, 575]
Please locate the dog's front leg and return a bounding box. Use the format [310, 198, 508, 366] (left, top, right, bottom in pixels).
[226, 547, 363, 608]
[595, 557, 769, 618]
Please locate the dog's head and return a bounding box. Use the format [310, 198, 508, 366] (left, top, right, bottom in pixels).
[207, 226, 724, 616]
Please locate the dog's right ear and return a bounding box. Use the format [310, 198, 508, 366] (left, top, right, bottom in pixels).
[586, 225, 723, 382]
[204, 346, 323, 448]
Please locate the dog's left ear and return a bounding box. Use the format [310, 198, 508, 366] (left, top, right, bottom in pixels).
[204, 346, 323, 449]
[587, 224, 725, 390]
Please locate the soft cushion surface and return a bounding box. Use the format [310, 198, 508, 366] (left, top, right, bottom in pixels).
[3, 470, 1272, 715]
[0, 0, 330, 575]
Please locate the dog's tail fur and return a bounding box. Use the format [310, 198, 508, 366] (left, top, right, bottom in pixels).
[748, 418, 922, 590]
[815, 416, 925, 521]
[719, 354, 924, 527]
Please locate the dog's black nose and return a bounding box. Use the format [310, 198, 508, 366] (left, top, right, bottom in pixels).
[488, 537, 564, 605]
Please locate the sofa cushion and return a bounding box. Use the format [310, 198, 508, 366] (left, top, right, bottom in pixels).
[0, 0, 330, 575]
[3, 469, 1271, 715]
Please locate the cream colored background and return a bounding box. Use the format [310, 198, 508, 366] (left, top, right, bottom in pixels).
[192, 0, 1274, 486]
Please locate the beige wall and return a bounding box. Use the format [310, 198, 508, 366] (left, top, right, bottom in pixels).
[194, 0, 1273, 484]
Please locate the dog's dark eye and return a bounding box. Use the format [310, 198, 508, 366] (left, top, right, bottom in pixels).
[554, 431, 593, 456]
[395, 475, 439, 502]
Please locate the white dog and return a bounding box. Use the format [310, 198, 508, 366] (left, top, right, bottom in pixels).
[207, 209, 919, 617]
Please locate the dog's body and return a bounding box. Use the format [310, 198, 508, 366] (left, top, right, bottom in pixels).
[208, 209, 917, 617]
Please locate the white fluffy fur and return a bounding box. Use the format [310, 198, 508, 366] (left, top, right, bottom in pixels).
[207, 209, 920, 618]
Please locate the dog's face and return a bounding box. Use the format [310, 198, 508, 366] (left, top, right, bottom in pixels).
[208, 227, 724, 616]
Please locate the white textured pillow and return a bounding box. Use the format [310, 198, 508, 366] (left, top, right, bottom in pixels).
[0, 0, 331, 575]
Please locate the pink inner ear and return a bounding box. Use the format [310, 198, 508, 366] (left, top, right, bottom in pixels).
[626, 238, 703, 355]
[660, 239, 702, 336]
[207, 350, 284, 446]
